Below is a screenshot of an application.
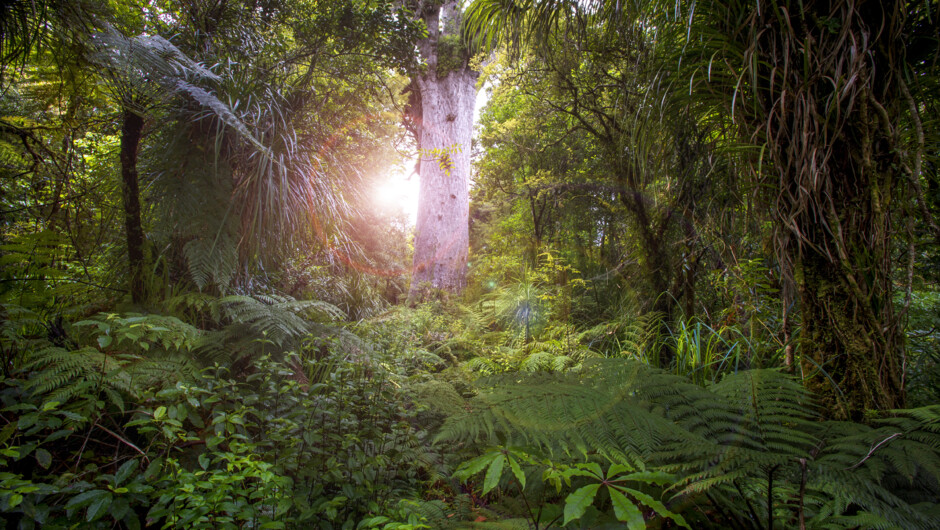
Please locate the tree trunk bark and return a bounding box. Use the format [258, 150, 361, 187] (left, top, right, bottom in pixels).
[120, 107, 145, 304]
[724, 0, 908, 417]
[797, 136, 905, 419]
[408, 0, 478, 299]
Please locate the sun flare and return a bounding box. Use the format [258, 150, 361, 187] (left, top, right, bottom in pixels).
[373, 162, 420, 225]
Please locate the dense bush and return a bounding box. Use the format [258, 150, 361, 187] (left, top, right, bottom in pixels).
[0, 331, 436, 529]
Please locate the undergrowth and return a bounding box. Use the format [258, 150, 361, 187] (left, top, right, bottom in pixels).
[1, 296, 939, 528]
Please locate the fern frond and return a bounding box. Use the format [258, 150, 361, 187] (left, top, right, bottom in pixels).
[440, 358, 940, 528]
[410, 380, 466, 416]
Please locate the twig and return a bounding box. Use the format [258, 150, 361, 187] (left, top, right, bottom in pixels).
[847, 432, 902, 470]
[797, 458, 807, 530]
[733, 479, 761, 528]
[73, 418, 98, 471]
[96, 423, 149, 463]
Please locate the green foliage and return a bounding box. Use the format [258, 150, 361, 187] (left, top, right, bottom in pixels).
[454, 446, 688, 529]
[439, 359, 940, 528]
[664, 318, 755, 384]
[0, 230, 104, 312]
[904, 289, 940, 407]
[158, 292, 351, 366]
[1, 1, 938, 529]
[0, 334, 437, 528]
[435, 33, 469, 77]
[135, 353, 435, 528]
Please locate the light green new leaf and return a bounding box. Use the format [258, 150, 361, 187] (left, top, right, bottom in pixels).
[563, 483, 600, 525]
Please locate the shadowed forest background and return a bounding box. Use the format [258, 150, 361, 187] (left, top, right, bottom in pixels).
[1, 0, 939, 528]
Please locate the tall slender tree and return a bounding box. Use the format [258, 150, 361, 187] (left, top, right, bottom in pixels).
[407, 0, 479, 298]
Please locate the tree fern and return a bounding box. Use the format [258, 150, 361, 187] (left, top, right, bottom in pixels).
[182, 235, 239, 291]
[21, 346, 189, 414]
[192, 293, 356, 366]
[409, 379, 466, 417]
[438, 359, 940, 528]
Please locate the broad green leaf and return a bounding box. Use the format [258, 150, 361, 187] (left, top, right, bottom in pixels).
[454, 452, 497, 480]
[86, 491, 113, 521]
[153, 406, 166, 420]
[142, 458, 163, 481]
[508, 455, 526, 489]
[0, 423, 15, 445]
[124, 511, 141, 530]
[607, 463, 634, 478]
[575, 462, 604, 478]
[35, 448, 51, 469]
[624, 488, 689, 528]
[483, 454, 505, 494]
[609, 487, 645, 529]
[563, 483, 600, 525]
[115, 459, 138, 486]
[42, 429, 73, 444]
[66, 489, 109, 509]
[98, 335, 112, 349]
[110, 497, 130, 520]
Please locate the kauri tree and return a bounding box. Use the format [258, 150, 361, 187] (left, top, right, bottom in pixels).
[406, 0, 479, 298]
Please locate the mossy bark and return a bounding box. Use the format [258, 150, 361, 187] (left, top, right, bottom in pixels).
[712, 0, 910, 418]
[800, 248, 904, 420]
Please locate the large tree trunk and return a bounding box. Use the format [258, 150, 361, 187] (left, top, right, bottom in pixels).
[795, 111, 905, 419]
[408, 0, 478, 299]
[120, 107, 145, 304]
[717, 0, 908, 418]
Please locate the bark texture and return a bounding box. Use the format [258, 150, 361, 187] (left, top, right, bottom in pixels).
[408, 0, 478, 298]
[718, 0, 908, 418]
[120, 107, 145, 304]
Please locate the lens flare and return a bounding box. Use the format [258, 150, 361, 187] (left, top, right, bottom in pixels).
[373, 165, 419, 224]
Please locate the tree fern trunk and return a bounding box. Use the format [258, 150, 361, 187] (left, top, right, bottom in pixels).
[119, 106, 145, 304]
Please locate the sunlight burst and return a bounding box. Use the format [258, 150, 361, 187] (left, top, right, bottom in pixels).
[373, 162, 420, 225]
